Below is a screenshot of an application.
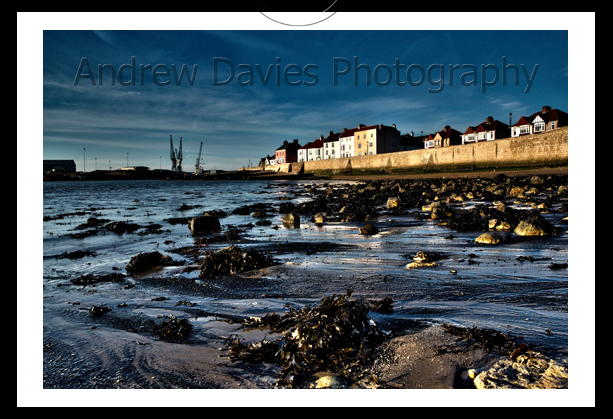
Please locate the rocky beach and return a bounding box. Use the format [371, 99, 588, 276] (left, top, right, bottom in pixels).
[35, 167, 582, 405]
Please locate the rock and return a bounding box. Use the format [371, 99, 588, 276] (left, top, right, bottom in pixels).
[125, 251, 165, 274]
[475, 232, 502, 244]
[558, 185, 568, 195]
[495, 221, 513, 231]
[282, 213, 300, 228]
[473, 352, 568, 389]
[387, 197, 402, 209]
[432, 204, 454, 220]
[359, 224, 379, 235]
[514, 213, 557, 236]
[422, 201, 441, 212]
[105, 221, 141, 234]
[189, 215, 221, 235]
[406, 261, 438, 269]
[314, 213, 325, 224]
[509, 186, 525, 198]
[314, 375, 348, 389]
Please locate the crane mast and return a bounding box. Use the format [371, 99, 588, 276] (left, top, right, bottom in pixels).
[176, 137, 183, 172]
[195, 141, 203, 174]
[170, 135, 177, 172]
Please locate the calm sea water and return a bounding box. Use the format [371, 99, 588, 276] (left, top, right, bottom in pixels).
[42, 179, 569, 360]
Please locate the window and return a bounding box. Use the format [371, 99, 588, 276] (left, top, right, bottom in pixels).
[520, 125, 530, 134]
[370, 133, 373, 138]
[534, 122, 545, 132]
[358, 143, 362, 149]
[551, 122, 556, 129]
[358, 152, 362, 156]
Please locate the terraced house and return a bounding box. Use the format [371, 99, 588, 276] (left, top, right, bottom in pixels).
[511, 106, 568, 137]
[354, 123, 401, 156]
[462, 116, 511, 144]
[427, 125, 462, 148]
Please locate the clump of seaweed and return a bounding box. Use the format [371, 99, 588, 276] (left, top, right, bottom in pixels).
[198, 245, 275, 278]
[439, 323, 519, 355]
[153, 315, 192, 342]
[223, 290, 387, 388]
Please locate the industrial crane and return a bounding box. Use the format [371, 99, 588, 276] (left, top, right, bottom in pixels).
[195, 141, 204, 174]
[169, 135, 184, 172]
[176, 137, 183, 172]
[170, 135, 177, 171]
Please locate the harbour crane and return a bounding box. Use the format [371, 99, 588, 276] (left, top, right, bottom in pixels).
[195, 141, 204, 174]
[170, 135, 177, 171]
[176, 137, 183, 172]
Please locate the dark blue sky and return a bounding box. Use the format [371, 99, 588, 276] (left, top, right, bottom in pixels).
[43, 29, 568, 171]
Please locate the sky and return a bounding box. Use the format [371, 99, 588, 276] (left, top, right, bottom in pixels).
[41, 25, 569, 172]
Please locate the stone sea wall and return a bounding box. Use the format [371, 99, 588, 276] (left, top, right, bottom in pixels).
[263, 126, 568, 175]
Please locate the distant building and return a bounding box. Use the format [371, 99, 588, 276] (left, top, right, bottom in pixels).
[275, 139, 302, 164]
[307, 137, 324, 161]
[339, 127, 359, 158]
[354, 123, 401, 156]
[119, 166, 149, 171]
[322, 131, 341, 159]
[462, 116, 511, 144]
[298, 142, 313, 162]
[400, 131, 430, 151]
[43, 160, 76, 173]
[430, 126, 463, 148]
[511, 106, 568, 137]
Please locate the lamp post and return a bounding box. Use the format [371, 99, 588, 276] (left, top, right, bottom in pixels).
[509, 113, 513, 136]
[127, 153, 129, 168]
[83, 148, 86, 172]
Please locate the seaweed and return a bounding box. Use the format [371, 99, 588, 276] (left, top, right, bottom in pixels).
[222, 290, 387, 388]
[198, 245, 276, 278]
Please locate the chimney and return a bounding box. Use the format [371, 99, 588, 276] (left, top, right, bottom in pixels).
[293, 139, 298, 144]
[444, 125, 451, 131]
[358, 124, 364, 129]
[392, 124, 396, 129]
[486, 116, 493, 123]
[542, 106, 551, 113]
[411, 131, 414, 137]
[343, 128, 347, 133]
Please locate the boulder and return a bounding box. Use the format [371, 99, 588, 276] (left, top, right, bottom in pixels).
[189, 214, 221, 235]
[314, 213, 325, 224]
[558, 185, 568, 195]
[282, 213, 300, 228]
[359, 224, 379, 235]
[475, 232, 502, 244]
[509, 186, 525, 198]
[125, 251, 166, 274]
[514, 213, 557, 236]
[386, 197, 402, 209]
[422, 201, 441, 212]
[473, 352, 568, 389]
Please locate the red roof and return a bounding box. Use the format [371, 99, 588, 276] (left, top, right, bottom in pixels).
[323, 132, 340, 143]
[310, 139, 324, 148]
[513, 116, 533, 127]
[340, 128, 359, 138]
